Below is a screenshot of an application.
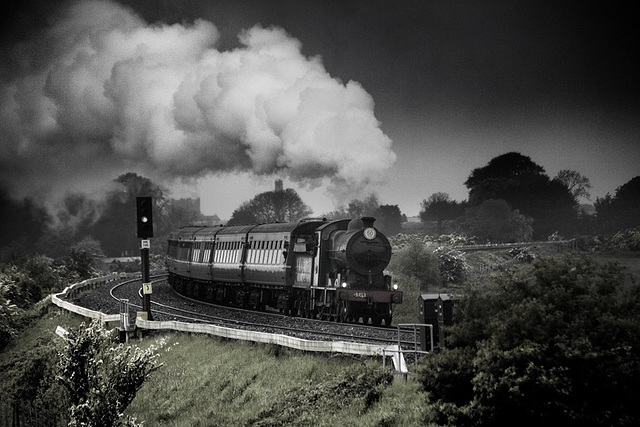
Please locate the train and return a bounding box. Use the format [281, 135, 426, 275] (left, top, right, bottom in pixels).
[166, 216, 403, 325]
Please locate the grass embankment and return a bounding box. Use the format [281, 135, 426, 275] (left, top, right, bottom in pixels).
[127, 333, 428, 426]
[0, 310, 429, 426]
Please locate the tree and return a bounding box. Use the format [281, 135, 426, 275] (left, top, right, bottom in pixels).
[461, 199, 533, 243]
[347, 194, 379, 218]
[92, 173, 167, 256]
[163, 198, 204, 230]
[464, 153, 577, 239]
[66, 237, 106, 280]
[419, 192, 464, 234]
[595, 176, 640, 234]
[465, 152, 546, 204]
[554, 169, 592, 200]
[419, 254, 640, 426]
[374, 204, 403, 236]
[228, 188, 312, 225]
[387, 240, 440, 290]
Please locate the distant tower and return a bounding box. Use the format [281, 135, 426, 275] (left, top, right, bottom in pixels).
[275, 179, 283, 192]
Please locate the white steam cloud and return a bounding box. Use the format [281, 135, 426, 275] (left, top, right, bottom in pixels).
[0, 0, 395, 209]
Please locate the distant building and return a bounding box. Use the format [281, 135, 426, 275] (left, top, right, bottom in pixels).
[275, 179, 283, 192]
[201, 213, 223, 226]
[173, 197, 223, 226]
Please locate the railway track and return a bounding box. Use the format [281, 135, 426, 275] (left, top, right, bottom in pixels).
[104, 275, 418, 349]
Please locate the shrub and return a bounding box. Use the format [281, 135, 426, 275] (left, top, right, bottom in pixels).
[419, 254, 640, 426]
[436, 247, 468, 284]
[609, 227, 640, 251]
[58, 320, 163, 426]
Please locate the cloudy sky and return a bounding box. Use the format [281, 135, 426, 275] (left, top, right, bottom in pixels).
[1, 0, 638, 219]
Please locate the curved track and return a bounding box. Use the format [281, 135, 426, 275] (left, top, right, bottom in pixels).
[107, 275, 415, 348]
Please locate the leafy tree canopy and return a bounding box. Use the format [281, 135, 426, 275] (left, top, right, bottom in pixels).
[465, 152, 545, 203]
[595, 176, 640, 234]
[461, 199, 533, 243]
[555, 169, 592, 200]
[228, 188, 312, 225]
[374, 204, 403, 236]
[419, 192, 465, 234]
[91, 173, 167, 256]
[464, 152, 578, 239]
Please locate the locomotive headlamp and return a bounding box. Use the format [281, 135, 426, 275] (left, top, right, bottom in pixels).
[341, 281, 348, 288]
[363, 227, 377, 240]
[393, 283, 398, 290]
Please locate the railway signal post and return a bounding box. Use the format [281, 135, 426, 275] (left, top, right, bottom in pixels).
[136, 196, 154, 321]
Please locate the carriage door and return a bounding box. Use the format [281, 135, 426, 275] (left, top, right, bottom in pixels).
[292, 234, 315, 288]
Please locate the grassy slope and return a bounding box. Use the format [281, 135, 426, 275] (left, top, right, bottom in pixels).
[0, 311, 429, 426]
[126, 333, 429, 426]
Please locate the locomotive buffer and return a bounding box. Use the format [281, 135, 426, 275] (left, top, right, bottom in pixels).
[136, 196, 153, 321]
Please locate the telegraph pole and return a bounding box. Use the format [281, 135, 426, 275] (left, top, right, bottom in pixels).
[136, 197, 154, 320]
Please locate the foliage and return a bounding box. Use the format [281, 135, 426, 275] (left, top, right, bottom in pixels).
[465, 152, 546, 200]
[555, 169, 592, 200]
[419, 254, 640, 426]
[595, 176, 640, 234]
[374, 204, 403, 236]
[228, 188, 312, 225]
[388, 233, 425, 250]
[388, 240, 441, 288]
[608, 227, 640, 251]
[322, 194, 380, 221]
[464, 152, 578, 239]
[460, 199, 533, 243]
[66, 236, 106, 280]
[0, 255, 68, 350]
[0, 312, 78, 427]
[162, 197, 205, 230]
[58, 320, 163, 426]
[420, 192, 465, 234]
[508, 246, 535, 262]
[389, 233, 472, 251]
[346, 194, 380, 218]
[435, 247, 468, 284]
[91, 173, 167, 257]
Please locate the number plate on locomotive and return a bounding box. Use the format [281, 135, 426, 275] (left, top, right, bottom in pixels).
[353, 292, 367, 298]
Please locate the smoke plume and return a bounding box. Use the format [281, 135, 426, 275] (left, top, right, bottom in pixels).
[0, 0, 395, 213]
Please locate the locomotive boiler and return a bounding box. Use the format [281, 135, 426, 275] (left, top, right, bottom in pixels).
[166, 217, 402, 325]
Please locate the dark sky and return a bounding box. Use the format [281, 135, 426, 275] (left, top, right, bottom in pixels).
[1, 0, 638, 217]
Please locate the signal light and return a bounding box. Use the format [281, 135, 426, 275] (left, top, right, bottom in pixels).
[136, 196, 153, 238]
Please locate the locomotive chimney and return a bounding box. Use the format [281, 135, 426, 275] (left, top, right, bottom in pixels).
[362, 217, 375, 228]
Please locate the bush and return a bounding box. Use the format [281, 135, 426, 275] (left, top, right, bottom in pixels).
[436, 247, 468, 284]
[609, 227, 640, 251]
[58, 320, 163, 426]
[387, 240, 440, 289]
[419, 254, 640, 426]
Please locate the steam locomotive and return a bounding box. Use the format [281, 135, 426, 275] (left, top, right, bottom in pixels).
[166, 217, 402, 325]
